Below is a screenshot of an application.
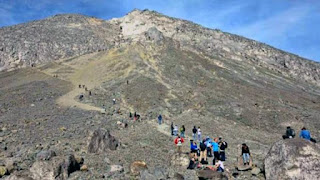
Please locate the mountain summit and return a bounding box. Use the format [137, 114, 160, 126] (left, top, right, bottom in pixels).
[1, 9, 320, 86]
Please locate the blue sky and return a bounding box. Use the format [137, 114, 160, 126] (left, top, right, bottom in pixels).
[0, 0, 319, 62]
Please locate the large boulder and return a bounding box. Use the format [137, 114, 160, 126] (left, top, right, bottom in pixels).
[264, 139, 320, 180]
[197, 170, 228, 180]
[170, 154, 189, 169]
[30, 154, 81, 180]
[88, 129, 119, 153]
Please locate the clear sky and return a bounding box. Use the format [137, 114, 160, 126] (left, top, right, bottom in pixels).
[0, 0, 319, 62]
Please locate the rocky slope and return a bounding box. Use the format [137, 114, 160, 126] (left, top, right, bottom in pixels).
[0, 14, 118, 71]
[1, 9, 320, 86]
[1, 9, 320, 180]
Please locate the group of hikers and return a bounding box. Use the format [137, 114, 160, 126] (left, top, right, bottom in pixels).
[282, 126, 317, 143]
[171, 124, 232, 172]
[169, 122, 317, 172]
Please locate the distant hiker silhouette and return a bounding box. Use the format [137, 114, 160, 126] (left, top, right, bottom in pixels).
[171, 122, 174, 136]
[192, 126, 197, 140]
[180, 125, 185, 138]
[158, 114, 162, 125]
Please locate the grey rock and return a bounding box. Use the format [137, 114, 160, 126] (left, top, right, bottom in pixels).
[36, 150, 56, 161]
[264, 138, 320, 180]
[88, 129, 119, 153]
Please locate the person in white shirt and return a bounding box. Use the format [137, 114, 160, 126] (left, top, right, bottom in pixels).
[197, 127, 202, 142]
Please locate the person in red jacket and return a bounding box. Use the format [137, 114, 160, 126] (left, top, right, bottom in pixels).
[174, 135, 185, 154]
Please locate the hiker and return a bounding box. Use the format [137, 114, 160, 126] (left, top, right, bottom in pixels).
[79, 94, 84, 100]
[89, 91, 92, 96]
[199, 139, 207, 163]
[171, 122, 174, 136]
[158, 114, 162, 125]
[85, 87, 88, 91]
[215, 160, 225, 172]
[218, 137, 228, 161]
[82, 85, 85, 88]
[112, 98, 116, 105]
[129, 112, 132, 119]
[180, 125, 186, 138]
[174, 135, 184, 153]
[187, 157, 197, 169]
[282, 126, 295, 139]
[192, 126, 197, 140]
[78, 84, 81, 88]
[127, 80, 129, 85]
[300, 127, 316, 143]
[197, 127, 202, 142]
[212, 138, 220, 165]
[205, 136, 213, 157]
[241, 143, 250, 165]
[190, 140, 198, 160]
[173, 125, 178, 136]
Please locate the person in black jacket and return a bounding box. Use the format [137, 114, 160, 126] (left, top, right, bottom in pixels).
[241, 143, 250, 165]
[192, 126, 197, 140]
[282, 126, 295, 139]
[171, 122, 174, 136]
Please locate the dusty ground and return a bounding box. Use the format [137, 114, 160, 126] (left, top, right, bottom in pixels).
[1, 41, 320, 179]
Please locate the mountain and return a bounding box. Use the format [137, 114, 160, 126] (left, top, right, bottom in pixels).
[0, 9, 320, 180]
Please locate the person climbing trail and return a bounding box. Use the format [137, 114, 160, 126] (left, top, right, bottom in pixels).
[180, 125, 185, 138]
[282, 126, 295, 139]
[158, 114, 162, 125]
[174, 135, 184, 154]
[199, 139, 207, 163]
[205, 136, 213, 157]
[112, 98, 116, 105]
[190, 140, 198, 160]
[192, 126, 197, 140]
[79, 84, 81, 88]
[89, 91, 92, 96]
[300, 127, 316, 143]
[197, 127, 202, 142]
[173, 125, 178, 136]
[218, 137, 228, 161]
[129, 112, 132, 119]
[171, 122, 174, 136]
[241, 143, 250, 165]
[212, 138, 220, 165]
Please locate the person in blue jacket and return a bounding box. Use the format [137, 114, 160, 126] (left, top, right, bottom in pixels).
[211, 138, 220, 165]
[190, 140, 198, 160]
[299, 127, 311, 140]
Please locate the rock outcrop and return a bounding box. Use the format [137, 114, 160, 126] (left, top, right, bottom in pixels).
[264, 139, 320, 180]
[88, 128, 119, 153]
[0, 14, 118, 71]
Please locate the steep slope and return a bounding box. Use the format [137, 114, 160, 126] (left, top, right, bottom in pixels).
[111, 9, 320, 86]
[0, 14, 119, 71]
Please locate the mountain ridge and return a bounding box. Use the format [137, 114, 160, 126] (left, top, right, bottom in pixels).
[0, 9, 320, 87]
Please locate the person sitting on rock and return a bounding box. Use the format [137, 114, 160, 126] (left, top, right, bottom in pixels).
[299, 127, 316, 143]
[241, 143, 250, 165]
[174, 135, 184, 154]
[215, 159, 225, 172]
[187, 157, 197, 169]
[282, 126, 295, 139]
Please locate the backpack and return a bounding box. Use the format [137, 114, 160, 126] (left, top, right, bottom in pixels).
[200, 142, 206, 151]
[220, 141, 228, 150]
